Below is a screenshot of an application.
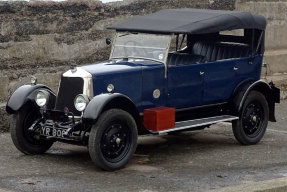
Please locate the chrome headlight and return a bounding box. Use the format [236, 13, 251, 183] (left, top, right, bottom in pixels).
[35, 90, 49, 107]
[74, 94, 89, 112]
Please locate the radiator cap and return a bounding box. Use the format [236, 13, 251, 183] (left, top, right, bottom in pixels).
[70, 63, 77, 73]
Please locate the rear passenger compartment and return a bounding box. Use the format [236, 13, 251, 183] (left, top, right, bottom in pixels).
[167, 41, 250, 66]
[192, 42, 250, 62]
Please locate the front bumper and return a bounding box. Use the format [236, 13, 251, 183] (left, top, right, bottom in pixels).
[29, 109, 89, 145]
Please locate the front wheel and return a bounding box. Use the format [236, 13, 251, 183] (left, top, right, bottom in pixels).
[10, 105, 53, 154]
[88, 109, 138, 171]
[232, 91, 269, 145]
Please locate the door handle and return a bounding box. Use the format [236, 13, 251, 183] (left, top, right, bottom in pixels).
[233, 67, 238, 71]
[200, 71, 205, 75]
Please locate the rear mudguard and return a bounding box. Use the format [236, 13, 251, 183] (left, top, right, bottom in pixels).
[231, 80, 280, 122]
[6, 84, 56, 114]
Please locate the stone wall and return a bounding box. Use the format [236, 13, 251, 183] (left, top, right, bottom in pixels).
[0, 0, 286, 131]
[235, 0, 287, 75]
[0, 0, 236, 101]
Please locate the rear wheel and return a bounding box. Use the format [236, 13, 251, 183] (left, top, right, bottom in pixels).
[88, 109, 138, 171]
[232, 91, 269, 145]
[10, 105, 53, 154]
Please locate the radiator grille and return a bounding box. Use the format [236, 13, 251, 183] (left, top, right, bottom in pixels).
[55, 76, 84, 116]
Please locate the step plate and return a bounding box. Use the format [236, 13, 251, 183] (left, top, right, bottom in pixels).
[155, 115, 238, 134]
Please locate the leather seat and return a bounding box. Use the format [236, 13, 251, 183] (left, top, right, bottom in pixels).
[167, 53, 206, 66]
[192, 42, 250, 62]
[167, 42, 249, 66]
[167, 53, 179, 66]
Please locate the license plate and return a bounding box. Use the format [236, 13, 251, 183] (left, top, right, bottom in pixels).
[40, 127, 68, 138]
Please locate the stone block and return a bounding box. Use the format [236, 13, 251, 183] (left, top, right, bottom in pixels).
[264, 50, 287, 75]
[0, 104, 9, 133]
[236, 1, 287, 50]
[0, 76, 9, 102]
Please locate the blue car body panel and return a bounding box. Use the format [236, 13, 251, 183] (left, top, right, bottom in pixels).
[203, 56, 262, 104]
[141, 63, 165, 111]
[167, 64, 204, 108]
[82, 60, 165, 112]
[82, 55, 263, 113]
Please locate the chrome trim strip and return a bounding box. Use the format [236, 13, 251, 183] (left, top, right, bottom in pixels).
[153, 115, 239, 134]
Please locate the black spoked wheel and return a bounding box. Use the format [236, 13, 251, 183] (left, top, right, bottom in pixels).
[10, 105, 53, 154]
[89, 109, 138, 171]
[232, 91, 269, 145]
[101, 123, 131, 163]
[242, 101, 264, 137]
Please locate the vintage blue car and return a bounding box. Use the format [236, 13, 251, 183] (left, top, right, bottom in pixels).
[6, 9, 280, 171]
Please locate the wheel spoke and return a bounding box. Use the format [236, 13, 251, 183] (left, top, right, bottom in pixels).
[242, 101, 264, 137]
[100, 123, 131, 163]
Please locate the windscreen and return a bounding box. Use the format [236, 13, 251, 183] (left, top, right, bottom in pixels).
[110, 32, 171, 63]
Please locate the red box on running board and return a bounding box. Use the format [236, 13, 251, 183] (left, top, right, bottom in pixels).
[143, 107, 175, 131]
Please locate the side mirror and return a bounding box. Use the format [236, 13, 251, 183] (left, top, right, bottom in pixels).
[106, 38, 111, 45]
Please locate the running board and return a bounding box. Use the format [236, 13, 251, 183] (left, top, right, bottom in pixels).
[154, 115, 238, 134]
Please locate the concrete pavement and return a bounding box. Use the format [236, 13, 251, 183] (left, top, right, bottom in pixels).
[209, 177, 287, 192]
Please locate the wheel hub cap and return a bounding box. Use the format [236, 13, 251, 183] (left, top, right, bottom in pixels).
[252, 115, 257, 122]
[116, 138, 121, 145]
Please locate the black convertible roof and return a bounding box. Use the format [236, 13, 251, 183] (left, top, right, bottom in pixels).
[108, 8, 267, 34]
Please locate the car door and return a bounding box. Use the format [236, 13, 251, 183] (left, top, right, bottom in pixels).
[167, 64, 204, 109]
[202, 59, 239, 104]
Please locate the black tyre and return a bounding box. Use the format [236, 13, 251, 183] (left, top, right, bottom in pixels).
[232, 91, 269, 145]
[10, 105, 53, 154]
[88, 109, 138, 171]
